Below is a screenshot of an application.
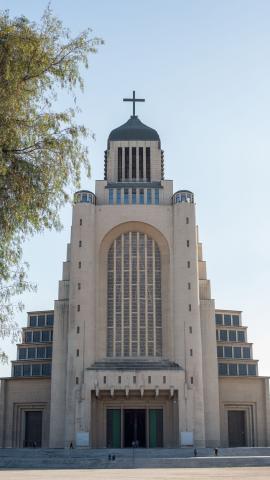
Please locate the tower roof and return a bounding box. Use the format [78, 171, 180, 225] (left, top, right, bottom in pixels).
[108, 115, 160, 142]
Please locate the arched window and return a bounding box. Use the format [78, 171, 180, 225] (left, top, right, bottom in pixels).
[107, 232, 162, 357]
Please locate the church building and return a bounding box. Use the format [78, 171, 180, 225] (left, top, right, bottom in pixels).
[0, 92, 270, 449]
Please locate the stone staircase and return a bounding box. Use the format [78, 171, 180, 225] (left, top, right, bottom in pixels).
[1, 447, 270, 469]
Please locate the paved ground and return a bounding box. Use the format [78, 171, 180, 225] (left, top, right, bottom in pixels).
[1, 468, 270, 480]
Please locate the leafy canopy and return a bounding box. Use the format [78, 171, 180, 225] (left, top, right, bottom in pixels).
[0, 6, 103, 360]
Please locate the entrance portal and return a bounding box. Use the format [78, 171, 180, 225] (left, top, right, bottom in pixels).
[24, 411, 42, 447]
[228, 410, 246, 447]
[124, 409, 146, 448]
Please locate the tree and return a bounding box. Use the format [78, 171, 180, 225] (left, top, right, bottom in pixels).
[0, 6, 103, 361]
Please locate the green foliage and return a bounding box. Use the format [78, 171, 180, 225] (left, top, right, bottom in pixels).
[0, 6, 103, 361]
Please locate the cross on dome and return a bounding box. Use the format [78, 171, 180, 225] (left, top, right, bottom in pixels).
[123, 90, 145, 117]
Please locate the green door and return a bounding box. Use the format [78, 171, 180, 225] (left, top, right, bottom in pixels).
[107, 409, 121, 448]
[149, 409, 163, 447]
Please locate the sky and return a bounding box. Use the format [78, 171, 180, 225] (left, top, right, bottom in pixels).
[1, 0, 270, 377]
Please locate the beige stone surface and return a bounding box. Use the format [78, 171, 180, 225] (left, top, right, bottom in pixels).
[1, 467, 270, 480]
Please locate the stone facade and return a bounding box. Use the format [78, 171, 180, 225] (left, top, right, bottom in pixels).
[0, 110, 269, 449]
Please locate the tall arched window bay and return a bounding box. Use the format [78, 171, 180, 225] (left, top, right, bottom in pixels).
[107, 232, 162, 357]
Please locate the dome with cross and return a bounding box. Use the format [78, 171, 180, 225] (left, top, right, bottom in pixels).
[108, 90, 160, 142]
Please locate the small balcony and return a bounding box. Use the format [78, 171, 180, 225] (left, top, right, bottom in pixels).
[74, 190, 96, 205]
[173, 190, 194, 204]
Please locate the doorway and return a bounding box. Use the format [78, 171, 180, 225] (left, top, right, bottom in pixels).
[228, 410, 246, 447]
[24, 411, 42, 447]
[124, 409, 146, 447]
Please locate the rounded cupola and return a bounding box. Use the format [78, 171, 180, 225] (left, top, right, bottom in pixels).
[108, 115, 160, 143]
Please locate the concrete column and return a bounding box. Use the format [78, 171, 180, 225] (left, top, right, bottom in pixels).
[264, 378, 270, 446]
[49, 299, 69, 447]
[173, 202, 205, 447]
[64, 201, 96, 446]
[200, 299, 221, 446]
[0, 380, 6, 447]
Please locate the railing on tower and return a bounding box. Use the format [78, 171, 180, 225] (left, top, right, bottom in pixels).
[172, 190, 194, 204]
[74, 190, 96, 205]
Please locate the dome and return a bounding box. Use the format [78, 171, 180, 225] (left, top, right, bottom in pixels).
[108, 115, 160, 142]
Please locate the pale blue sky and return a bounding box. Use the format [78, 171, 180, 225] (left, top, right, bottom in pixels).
[1, 0, 270, 376]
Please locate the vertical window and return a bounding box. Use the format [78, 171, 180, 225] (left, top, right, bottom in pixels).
[125, 147, 129, 179]
[41, 331, 49, 342]
[118, 376, 121, 384]
[148, 376, 151, 384]
[118, 148, 122, 181]
[186, 240, 190, 247]
[187, 261, 190, 268]
[190, 349, 193, 356]
[78, 283, 81, 290]
[32, 364, 41, 376]
[132, 147, 136, 179]
[224, 346, 233, 358]
[46, 314, 54, 326]
[215, 314, 223, 325]
[220, 330, 227, 341]
[146, 147, 151, 181]
[232, 315, 240, 326]
[117, 189, 121, 205]
[189, 326, 192, 333]
[237, 331, 245, 342]
[107, 232, 162, 357]
[14, 365, 22, 377]
[188, 304, 192, 311]
[188, 282, 191, 290]
[76, 349, 79, 357]
[139, 147, 143, 179]
[80, 218, 82, 226]
[132, 188, 136, 205]
[243, 347, 251, 359]
[217, 346, 223, 357]
[228, 364, 237, 376]
[29, 316, 37, 327]
[37, 347, 46, 358]
[229, 330, 237, 341]
[42, 364, 51, 376]
[46, 346, 52, 358]
[234, 346, 241, 358]
[38, 315, 45, 327]
[23, 364, 31, 376]
[78, 261, 81, 269]
[77, 305, 80, 312]
[147, 189, 152, 204]
[103, 376, 106, 384]
[124, 188, 129, 204]
[140, 189, 144, 204]
[239, 364, 247, 376]
[109, 189, 114, 205]
[33, 331, 40, 342]
[76, 377, 79, 384]
[77, 326, 80, 334]
[248, 364, 256, 376]
[190, 376, 194, 384]
[163, 376, 166, 384]
[154, 189, 159, 205]
[133, 376, 136, 384]
[224, 314, 232, 326]
[19, 348, 27, 360]
[79, 240, 82, 247]
[28, 348, 35, 359]
[186, 217, 189, 224]
[218, 363, 228, 375]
